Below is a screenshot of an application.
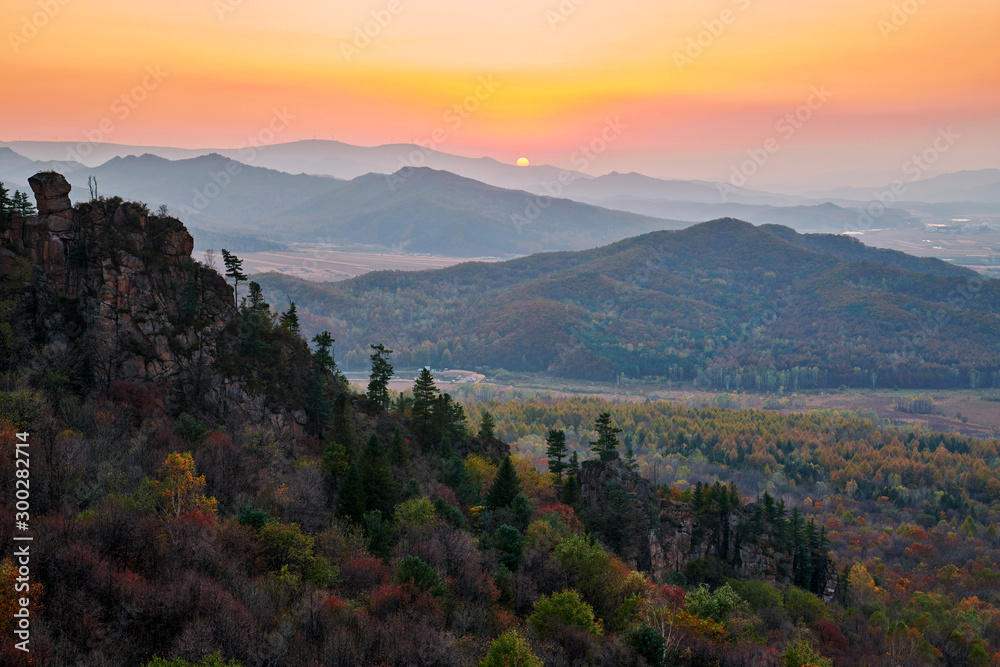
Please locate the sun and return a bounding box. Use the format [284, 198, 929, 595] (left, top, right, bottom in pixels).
[516, 157, 529, 167]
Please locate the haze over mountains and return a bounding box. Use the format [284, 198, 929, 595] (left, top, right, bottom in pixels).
[0, 140, 996, 259]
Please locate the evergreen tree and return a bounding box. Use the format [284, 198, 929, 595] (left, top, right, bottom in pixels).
[336, 462, 366, 524]
[279, 300, 300, 334]
[330, 394, 357, 456]
[479, 409, 496, 439]
[367, 344, 394, 410]
[220, 249, 247, 302]
[312, 330, 336, 371]
[360, 434, 395, 517]
[442, 455, 479, 505]
[623, 444, 638, 472]
[546, 429, 568, 482]
[305, 363, 332, 431]
[567, 451, 580, 479]
[432, 392, 466, 453]
[561, 472, 582, 509]
[486, 456, 521, 510]
[389, 428, 409, 466]
[589, 412, 622, 461]
[321, 440, 349, 478]
[246, 281, 267, 311]
[412, 367, 438, 436]
[0, 182, 11, 222]
[12, 190, 35, 216]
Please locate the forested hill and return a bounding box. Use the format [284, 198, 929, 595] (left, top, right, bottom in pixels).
[257, 218, 1000, 389]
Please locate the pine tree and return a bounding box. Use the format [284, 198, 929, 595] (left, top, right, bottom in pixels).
[246, 281, 268, 311]
[360, 434, 395, 517]
[589, 412, 622, 461]
[412, 367, 438, 436]
[279, 300, 300, 334]
[330, 394, 357, 456]
[389, 428, 409, 466]
[479, 409, 496, 440]
[486, 456, 521, 510]
[12, 190, 34, 216]
[561, 472, 582, 509]
[546, 429, 568, 482]
[337, 462, 366, 524]
[0, 182, 11, 222]
[312, 330, 335, 371]
[567, 451, 580, 479]
[367, 344, 394, 410]
[220, 249, 248, 302]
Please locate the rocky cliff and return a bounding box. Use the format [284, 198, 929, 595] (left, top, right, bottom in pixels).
[0, 171, 314, 430]
[579, 453, 838, 601]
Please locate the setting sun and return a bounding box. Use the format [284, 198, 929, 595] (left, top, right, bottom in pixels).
[516, 157, 529, 167]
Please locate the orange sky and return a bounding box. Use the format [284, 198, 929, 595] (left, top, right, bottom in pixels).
[1, 0, 998, 182]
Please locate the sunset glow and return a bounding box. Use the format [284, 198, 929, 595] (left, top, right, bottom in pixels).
[1, 0, 997, 180]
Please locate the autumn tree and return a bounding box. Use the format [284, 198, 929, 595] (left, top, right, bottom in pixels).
[146, 452, 218, 518]
[480, 629, 542, 667]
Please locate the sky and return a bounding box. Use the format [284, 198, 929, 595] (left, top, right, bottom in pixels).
[2, 0, 998, 185]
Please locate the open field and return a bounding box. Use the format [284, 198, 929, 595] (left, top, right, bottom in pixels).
[237, 244, 498, 281]
[854, 226, 1000, 276]
[350, 369, 1000, 440]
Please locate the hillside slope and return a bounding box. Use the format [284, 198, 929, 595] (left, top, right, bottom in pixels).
[256, 219, 999, 388]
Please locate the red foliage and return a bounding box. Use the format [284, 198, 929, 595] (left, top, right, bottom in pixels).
[340, 556, 390, 597]
[367, 582, 444, 624]
[533, 501, 585, 534]
[811, 618, 849, 653]
[104, 380, 166, 421]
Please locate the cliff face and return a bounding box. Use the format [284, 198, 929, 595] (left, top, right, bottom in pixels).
[579, 453, 838, 602]
[1, 171, 308, 430]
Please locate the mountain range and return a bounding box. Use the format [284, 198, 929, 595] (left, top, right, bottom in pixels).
[255, 218, 999, 388]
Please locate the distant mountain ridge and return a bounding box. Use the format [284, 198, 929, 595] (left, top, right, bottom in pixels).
[255, 218, 997, 389]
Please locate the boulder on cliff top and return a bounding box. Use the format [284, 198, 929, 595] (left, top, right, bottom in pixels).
[28, 171, 72, 215]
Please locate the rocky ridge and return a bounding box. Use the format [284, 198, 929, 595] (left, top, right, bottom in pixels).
[1, 171, 310, 431]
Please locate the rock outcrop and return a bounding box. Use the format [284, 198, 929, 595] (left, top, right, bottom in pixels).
[580, 454, 839, 601]
[1, 171, 311, 431]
